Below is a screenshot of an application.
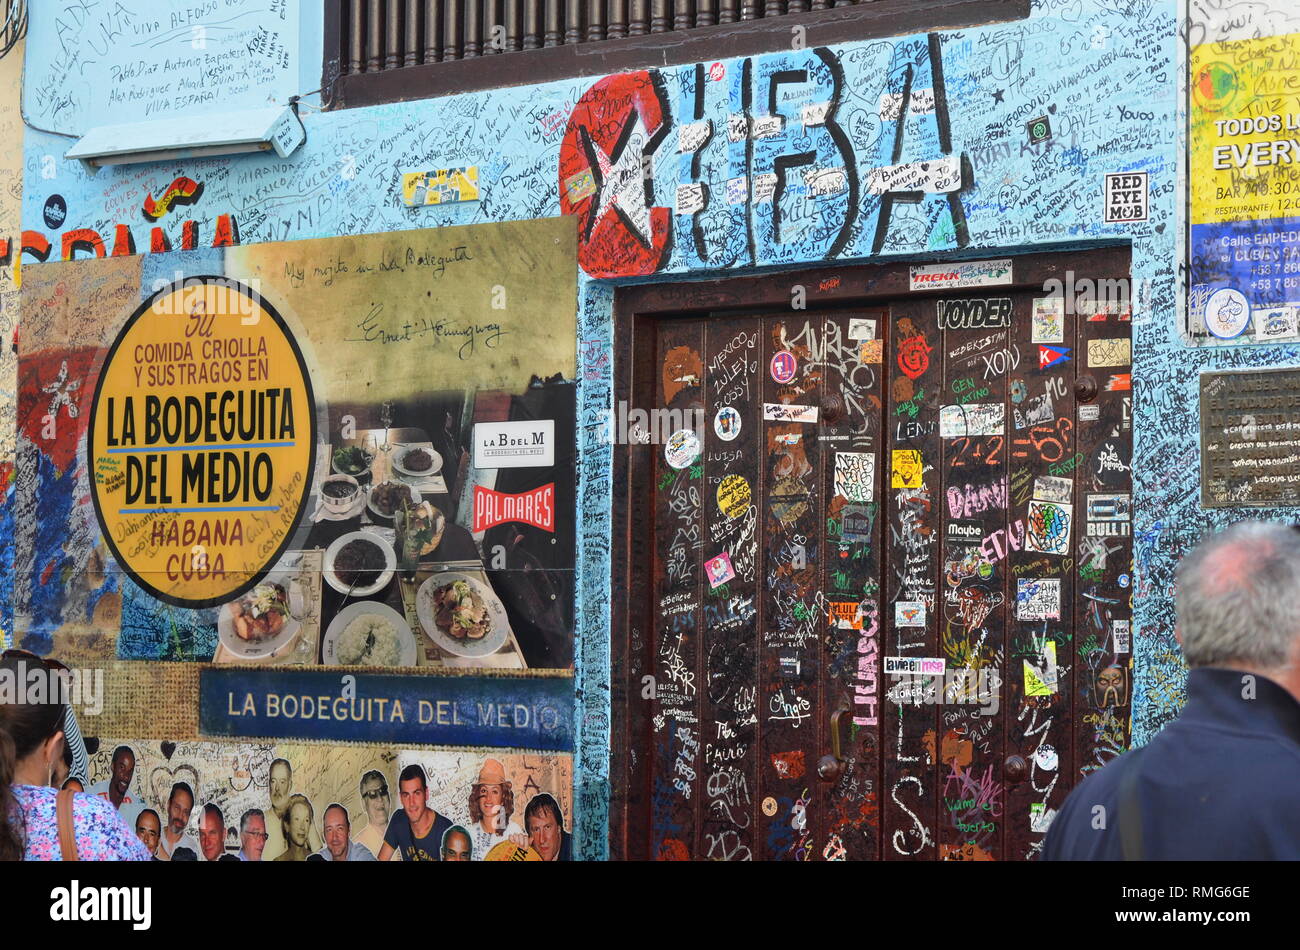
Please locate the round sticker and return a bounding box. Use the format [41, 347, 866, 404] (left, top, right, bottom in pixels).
[42, 194, 67, 230]
[714, 406, 741, 442]
[1205, 287, 1250, 339]
[717, 474, 751, 520]
[761, 796, 778, 817]
[664, 428, 701, 469]
[87, 277, 317, 608]
[770, 350, 798, 384]
[1118, 573, 1130, 588]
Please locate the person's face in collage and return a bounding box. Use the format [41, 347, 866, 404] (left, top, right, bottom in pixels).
[168, 789, 193, 835]
[399, 777, 427, 823]
[481, 783, 503, 822]
[361, 775, 389, 826]
[112, 750, 135, 794]
[135, 812, 161, 856]
[270, 762, 291, 815]
[199, 810, 224, 861]
[442, 830, 471, 861]
[528, 808, 560, 861]
[242, 814, 268, 861]
[288, 801, 312, 848]
[324, 807, 350, 859]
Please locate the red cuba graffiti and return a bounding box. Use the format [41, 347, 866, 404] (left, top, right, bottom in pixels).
[558, 71, 672, 279]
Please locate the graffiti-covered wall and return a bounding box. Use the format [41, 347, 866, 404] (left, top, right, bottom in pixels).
[9, 0, 1300, 858]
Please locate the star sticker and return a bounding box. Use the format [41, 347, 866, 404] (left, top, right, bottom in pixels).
[580, 109, 655, 247]
[42, 359, 81, 419]
[992, 89, 1004, 104]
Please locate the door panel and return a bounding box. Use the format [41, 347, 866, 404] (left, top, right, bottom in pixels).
[650, 322, 705, 860]
[758, 316, 824, 860]
[937, 311, 1012, 861]
[700, 319, 762, 862]
[1072, 304, 1134, 788]
[1004, 296, 1077, 859]
[883, 304, 941, 861]
[818, 312, 885, 862]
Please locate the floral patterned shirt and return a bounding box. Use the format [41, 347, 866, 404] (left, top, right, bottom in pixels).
[11, 784, 151, 861]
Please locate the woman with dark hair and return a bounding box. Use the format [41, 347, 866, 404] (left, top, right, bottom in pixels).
[0, 655, 148, 861]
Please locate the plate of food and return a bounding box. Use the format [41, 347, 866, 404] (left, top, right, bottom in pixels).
[324, 531, 396, 596]
[367, 481, 421, 523]
[416, 572, 510, 658]
[332, 444, 374, 480]
[393, 444, 443, 478]
[322, 601, 417, 667]
[396, 501, 446, 557]
[217, 576, 303, 659]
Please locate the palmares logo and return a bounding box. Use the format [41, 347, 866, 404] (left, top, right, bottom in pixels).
[86, 277, 317, 609]
[50, 882, 151, 931]
[472, 484, 556, 532]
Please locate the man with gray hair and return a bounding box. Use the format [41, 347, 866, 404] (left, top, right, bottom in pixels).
[1045, 521, 1300, 860]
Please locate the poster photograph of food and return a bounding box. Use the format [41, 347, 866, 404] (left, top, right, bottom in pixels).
[12, 218, 578, 673]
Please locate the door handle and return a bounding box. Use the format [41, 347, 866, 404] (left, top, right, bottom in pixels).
[1004, 755, 1029, 785]
[817, 704, 851, 782]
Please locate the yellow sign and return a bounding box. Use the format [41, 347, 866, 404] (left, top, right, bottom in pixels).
[717, 474, 751, 520]
[402, 166, 480, 206]
[1190, 33, 1300, 319]
[891, 449, 923, 489]
[87, 278, 316, 608]
[1191, 34, 1300, 226]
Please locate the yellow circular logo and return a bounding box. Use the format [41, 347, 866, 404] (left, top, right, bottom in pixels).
[87, 277, 316, 608]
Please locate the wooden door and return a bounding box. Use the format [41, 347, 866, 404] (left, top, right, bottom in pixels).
[621, 264, 1133, 861]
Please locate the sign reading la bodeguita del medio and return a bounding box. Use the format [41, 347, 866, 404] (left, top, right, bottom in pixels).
[87, 277, 317, 608]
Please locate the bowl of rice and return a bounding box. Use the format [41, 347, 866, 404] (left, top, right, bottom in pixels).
[322, 601, 417, 667]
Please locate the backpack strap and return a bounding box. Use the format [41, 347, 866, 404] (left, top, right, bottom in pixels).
[1118, 746, 1145, 861]
[56, 788, 79, 862]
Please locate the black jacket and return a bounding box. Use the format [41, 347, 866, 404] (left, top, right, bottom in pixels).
[1044, 667, 1300, 860]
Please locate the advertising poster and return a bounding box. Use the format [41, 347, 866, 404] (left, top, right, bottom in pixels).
[13, 219, 579, 677]
[1190, 31, 1300, 340]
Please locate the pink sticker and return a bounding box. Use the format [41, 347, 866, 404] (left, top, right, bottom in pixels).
[705, 552, 736, 588]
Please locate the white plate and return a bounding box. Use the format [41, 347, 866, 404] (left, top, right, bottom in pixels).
[323, 531, 396, 597]
[217, 573, 304, 659]
[322, 601, 417, 667]
[366, 482, 422, 522]
[416, 572, 510, 658]
[393, 444, 443, 477]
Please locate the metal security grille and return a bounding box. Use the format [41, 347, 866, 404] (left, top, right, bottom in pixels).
[331, 0, 870, 72]
[0, 0, 27, 60]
